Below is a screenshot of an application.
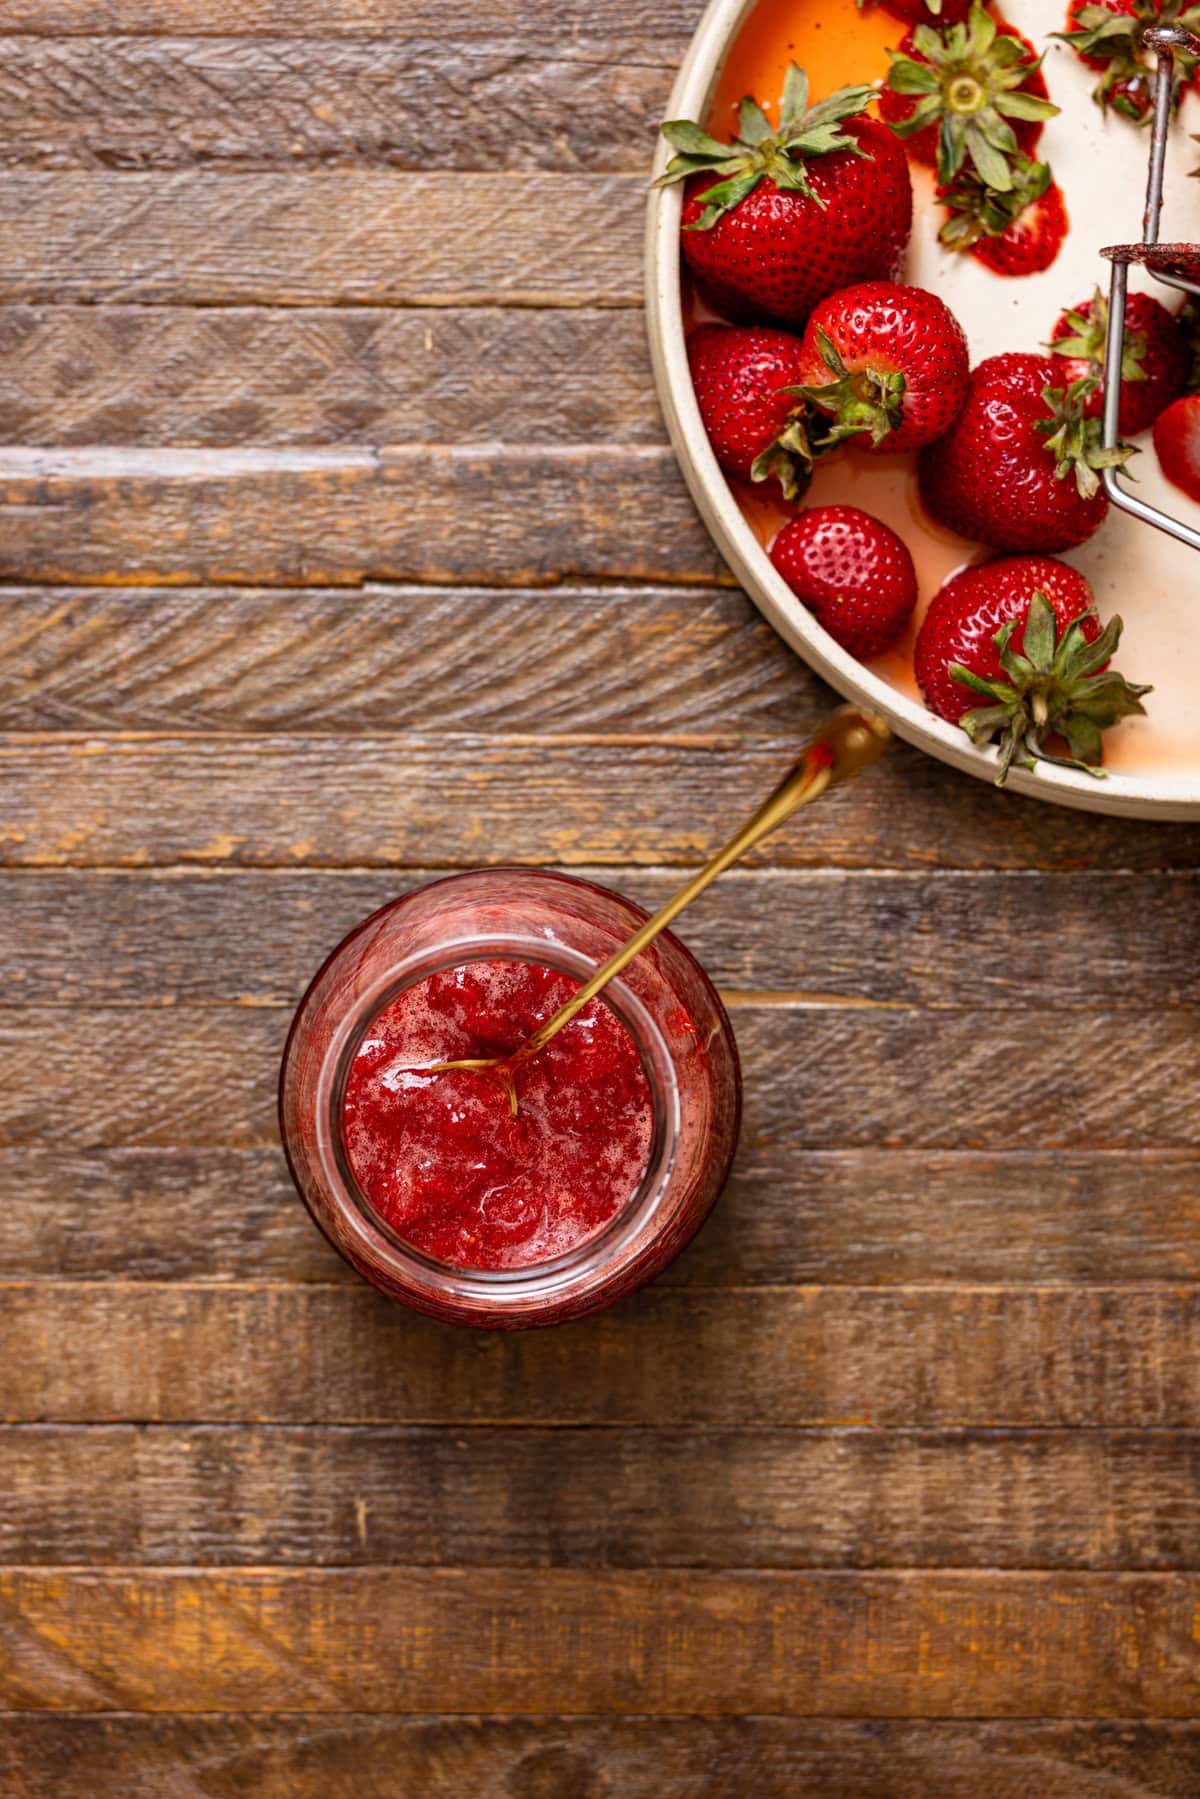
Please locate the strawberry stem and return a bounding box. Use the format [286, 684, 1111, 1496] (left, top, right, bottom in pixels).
[950, 593, 1150, 785]
[657, 66, 876, 229]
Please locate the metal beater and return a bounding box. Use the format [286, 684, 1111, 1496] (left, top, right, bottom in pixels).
[1101, 23, 1200, 550]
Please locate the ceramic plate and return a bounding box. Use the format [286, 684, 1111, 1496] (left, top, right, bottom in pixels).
[646, 0, 1200, 819]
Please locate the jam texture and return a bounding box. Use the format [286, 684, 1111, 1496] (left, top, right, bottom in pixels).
[342, 958, 655, 1270]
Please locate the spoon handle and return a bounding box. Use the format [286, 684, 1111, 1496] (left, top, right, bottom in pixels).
[516, 706, 893, 1062]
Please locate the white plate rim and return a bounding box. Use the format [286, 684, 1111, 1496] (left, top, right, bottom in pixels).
[643, 0, 1200, 822]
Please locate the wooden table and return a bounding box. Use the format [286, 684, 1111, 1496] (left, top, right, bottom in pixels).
[1, 4, 1199, 1793]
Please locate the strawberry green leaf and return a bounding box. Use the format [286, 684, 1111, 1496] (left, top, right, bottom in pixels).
[950, 595, 1150, 785]
[738, 97, 775, 146]
[657, 68, 874, 227]
[885, 0, 1059, 187]
[1036, 378, 1137, 500]
[786, 326, 908, 450]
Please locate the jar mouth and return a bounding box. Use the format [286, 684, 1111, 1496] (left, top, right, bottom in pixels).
[314, 934, 682, 1299]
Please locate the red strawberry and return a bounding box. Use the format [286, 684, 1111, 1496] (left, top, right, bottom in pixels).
[916, 556, 1097, 721]
[939, 156, 1068, 276]
[769, 505, 917, 657]
[1153, 393, 1200, 501]
[687, 323, 815, 501]
[915, 560, 1149, 781]
[791, 281, 970, 453]
[881, 4, 1057, 183]
[658, 66, 912, 329]
[1050, 288, 1186, 436]
[919, 353, 1137, 551]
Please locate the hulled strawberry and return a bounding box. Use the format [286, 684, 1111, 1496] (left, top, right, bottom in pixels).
[919, 353, 1136, 551]
[1049, 288, 1186, 436]
[769, 505, 917, 657]
[939, 156, 1068, 275]
[1153, 393, 1200, 501]
[658, 66, 913, 329]
[915, 560, 1149, 781]
[1057, 1, 1200, 117]
[687, 324, 815, 501]
[880, 3, 1058, 184]
[790, 282, 970, 452]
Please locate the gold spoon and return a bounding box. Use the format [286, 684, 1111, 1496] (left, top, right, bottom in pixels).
[431, 706, 894, 1113]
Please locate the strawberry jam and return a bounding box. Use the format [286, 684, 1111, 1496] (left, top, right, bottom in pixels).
[341, 958, 655, 1270]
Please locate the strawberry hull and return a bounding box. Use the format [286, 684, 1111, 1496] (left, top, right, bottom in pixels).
[914, 556, 1098, 724]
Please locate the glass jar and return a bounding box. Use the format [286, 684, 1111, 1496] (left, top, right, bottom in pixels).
[279, 868, 741, 1329]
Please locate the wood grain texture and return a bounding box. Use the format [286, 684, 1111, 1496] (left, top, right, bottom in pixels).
[4, 868, 1198, 1008]
[4, 1144, 1199, 1287]
[2, 1006, 1197, 1151]
[0, 173, 644, 304]
[3, 1283, 1198, 1426]
[3, 1425, 1198, 1570]
[0, 313, 661, 447]
[4, 1715, 1200, 1799]
[0, 0, 705, 41]
[6, 735, 1200, 872]
[0, 39, 675, 173]
[0, 586, 788, 733]
[0, 449, 717, 586]
[2, 1568, 1199, 1716]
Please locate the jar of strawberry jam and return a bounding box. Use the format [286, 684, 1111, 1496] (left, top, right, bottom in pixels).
[279, 869, 741, 1328]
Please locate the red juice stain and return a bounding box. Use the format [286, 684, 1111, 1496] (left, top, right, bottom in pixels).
[341, 958, 654, 1271]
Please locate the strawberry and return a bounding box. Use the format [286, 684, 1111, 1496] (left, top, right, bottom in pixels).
[880, 3, 1058, 185]
[1056, 1, 1200, 115]
[1153, 393, 1200, 501]
[939, 156, 1068, 275]
[769, 505, 917, 657]
[1049, 288, 1186, 436]
[687, 323, 816, 501]
[658, 66, 912, 329]
[919, 353, 1137, 551]
[790, 281, 970, 452]
[914, 560, 1149, 782]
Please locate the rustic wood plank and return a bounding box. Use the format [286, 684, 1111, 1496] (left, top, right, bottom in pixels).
[5, 1145, 1199, 1287]
[4, 1425, 1198, 1569]
[1, 0, 704, 41]
[0, 313, 661, 446]
[3, 1715, 1199, 1799]
[0, 587, 785, 732]
[2, 1568, 1199, 1715]
[5, 735, 1200, 872]
[1, 1006, 1197, 1152]
[0, 40, 674, 173]
[0, 173, 643, 304]
[4, 868, 1198, 1009]
[0, 449, 715, 587]
[2, 1283, 1198, 1426]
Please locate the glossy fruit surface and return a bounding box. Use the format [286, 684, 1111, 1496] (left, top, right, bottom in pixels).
[688, 324, 812, 498]
[919, 353, 1131, 551]
[679, 118, 913, 328]
[770, 504, 918, 657]
[915, 555, 1098, 722]
[1153, 393, 1200, 502]
[795, 281, 970, 452]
